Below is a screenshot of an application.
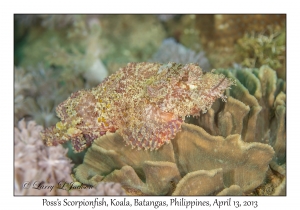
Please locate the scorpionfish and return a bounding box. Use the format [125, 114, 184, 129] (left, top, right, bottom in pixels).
[41, 62, 234, 152]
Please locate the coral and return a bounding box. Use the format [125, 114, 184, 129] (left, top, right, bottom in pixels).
[201, 15, 285, 48]
[41, 62, 234, 152]
[16, 14, 107, 87]
[172, 168, 224, 196]
[236, 28, 286, 79]
[14, 67, 36, 124]
[14, 15, 286, 196]
[14, 65, 85, 127]
[72, 65, 284, 196]
[43, 17, 108, 86]
[14, 15, 107, 180]
[21, 96, 59, 128]
[14, 66, 36, 97]
[196, 65, 286, 165]
[173, 125, 274, 192]
[14, 119, 126, 196]
[194, 15, 286, 73]
[189, 65, 286, 195]
[14, 119, 73, 195]
[150, 38, 210, 71]
[217, 185, 243, 196]
[74, 123, 274, 195]
[254, 166, 285, 196]
[162, 15, 203, 52]
[14, 16, 108, 128]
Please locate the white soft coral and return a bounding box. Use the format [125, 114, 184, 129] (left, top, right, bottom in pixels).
[14, 119, 73, 195]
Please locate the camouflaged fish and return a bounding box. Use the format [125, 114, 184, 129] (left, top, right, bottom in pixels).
[41, 62, 234, 152]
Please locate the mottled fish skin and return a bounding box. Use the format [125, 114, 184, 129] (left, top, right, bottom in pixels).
[41, 62, 235, 152]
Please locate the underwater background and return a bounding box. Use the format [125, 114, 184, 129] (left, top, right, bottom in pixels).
[14, 14, 286, 195]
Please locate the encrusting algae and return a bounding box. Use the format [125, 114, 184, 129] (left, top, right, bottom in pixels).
[41, 62, 234, 152]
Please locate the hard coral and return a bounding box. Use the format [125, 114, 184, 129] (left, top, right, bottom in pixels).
[42, 62, 234, 152]
[191, 65, 286, 194]
[74, 123, 274, 195]
[196, 65, 286, 164]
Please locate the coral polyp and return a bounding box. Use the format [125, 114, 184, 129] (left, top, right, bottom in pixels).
[41, 62, 234, 152]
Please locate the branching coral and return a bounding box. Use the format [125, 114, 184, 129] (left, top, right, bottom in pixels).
[41, 62, 234, 153]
